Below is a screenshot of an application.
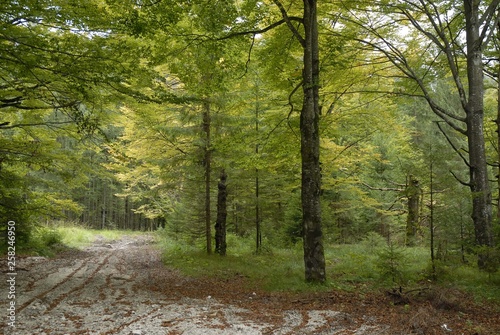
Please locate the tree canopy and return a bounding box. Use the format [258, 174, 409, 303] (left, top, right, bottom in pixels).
[1, 0, 499, 278]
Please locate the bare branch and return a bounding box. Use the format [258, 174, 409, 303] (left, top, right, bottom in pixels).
[435, 121, 470, 168]
[286, 80, 304, 120]
[479, 0, 500, 45]
[0, 121, 74, 130]
[216, 17, 303, 41]
[449, 169, 471, 187]
[271, 0, 305, 47]
[362, 182, 403, 192]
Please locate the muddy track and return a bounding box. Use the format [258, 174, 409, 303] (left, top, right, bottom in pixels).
[1, 235, 391, 335]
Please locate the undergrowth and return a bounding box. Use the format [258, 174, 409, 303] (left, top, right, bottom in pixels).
[158, 231, 500, 305]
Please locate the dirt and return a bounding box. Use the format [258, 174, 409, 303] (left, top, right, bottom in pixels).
[1, 234, 498, 335]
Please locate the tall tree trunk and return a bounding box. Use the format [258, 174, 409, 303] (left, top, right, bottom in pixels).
[101, 183, 106, 229]
[464, 0, 494, 269]
[255, 167, 262, 253]
[301, 0, 326, 283]
[203, 101, 212, 254]
[255, 97, 262, 254]
[405, 175, 421, 246]
[429, 161, 436, 278]
[215, 169, 227, 256]
[496, 21, 500, 224]
[124, 196, 129, 230]
[497, 64, 500, 223]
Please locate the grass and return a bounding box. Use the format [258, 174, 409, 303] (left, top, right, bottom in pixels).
[9, 222, 148, 256]
[159, 234, 314, 292]
[56, 225, 144, 248]
[436, 262, 500, 304]
[56, 225, 149, 248]
[15, 226, 67, 257]
[158, 232, 500, 305]
[158, 233, 427, 292]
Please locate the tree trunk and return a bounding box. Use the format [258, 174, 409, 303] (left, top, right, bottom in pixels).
[255, 98, 262, 254]
[464, 0, 494, 269]
[124, 196, 129, 230]
[497, 22, 500, 225]
[215, 169, 227, 256]
[405, 175, 420, 246]
[203, 101, 212, 254]
[301, 0, 326, 283]
[255, 167, 262, 253]
[429, 161, 436, 278]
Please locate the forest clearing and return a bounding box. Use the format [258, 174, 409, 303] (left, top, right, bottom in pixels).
[2, 1, 500, 334]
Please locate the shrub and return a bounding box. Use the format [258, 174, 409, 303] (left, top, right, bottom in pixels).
[361, 231, 387, 249]
[376, 243, 408, 285]
[38, 228, 63, 246]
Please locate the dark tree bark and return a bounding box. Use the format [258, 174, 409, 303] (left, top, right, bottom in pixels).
[497, 41, 500, 224]
[215, 169, 227, 256]
[495, 20, 500, 237]
[464, 0, 495, 268]
[255, 167, 262, 253]
[405, 175, 421, 246]
[300, 0, 326, 283]
[220, 0, 326, 281]
[255, 97, 262, 254]
[203, 101, 212, 254]
[357, 0, 499, 269]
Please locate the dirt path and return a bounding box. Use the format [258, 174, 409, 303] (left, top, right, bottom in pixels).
[1, 234, 497, 335]
[0, 235, 393, 335]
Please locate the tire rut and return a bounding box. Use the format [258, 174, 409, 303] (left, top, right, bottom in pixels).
[1, 234, 391, 335]
[44, 252, 113, 313]
[17, 255, 94, 313]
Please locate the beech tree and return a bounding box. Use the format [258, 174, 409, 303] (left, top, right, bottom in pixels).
[0, 0, 163, 243]
[342, 0, 499, 269]
[296, 0, 326, 283]
[227, 0, 327, 282]
[106, 0, 326, 279]
[0, 0, 125, 238]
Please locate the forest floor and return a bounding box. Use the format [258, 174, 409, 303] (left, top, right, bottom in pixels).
[1, 234, 498, 335]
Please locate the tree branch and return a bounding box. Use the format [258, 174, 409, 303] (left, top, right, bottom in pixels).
[449, 169, 471, 187]
[362, 182, 403, 192]
[479, 0, 500, 45]
[435, 121, 470, 169]
[0, 121, 74, 130]
[271, 0, 305, 47]
[216, 17, 303, 41]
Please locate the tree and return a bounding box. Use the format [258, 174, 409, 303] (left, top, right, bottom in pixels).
[343, 0, 499, 269]
[0, 0, 167, 240]
[215, 169, 228, 256]
[298, 0, 326, 283]
[259, 0, 326, 282]
[405, 175, 422, 246]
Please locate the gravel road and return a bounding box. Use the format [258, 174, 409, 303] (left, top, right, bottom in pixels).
[1, 235, 390, 335]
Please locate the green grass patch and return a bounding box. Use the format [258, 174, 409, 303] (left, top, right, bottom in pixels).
[435, 262, 500, 305]
[56, 226, 96, 248]
[10, 223, 149, 256]
[159, 234, 325, 292]
[56, 225, 146, 248]
[158, 232, 500, 304]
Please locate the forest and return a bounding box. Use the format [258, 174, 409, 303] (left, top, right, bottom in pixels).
[1, 0, 500, 289]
